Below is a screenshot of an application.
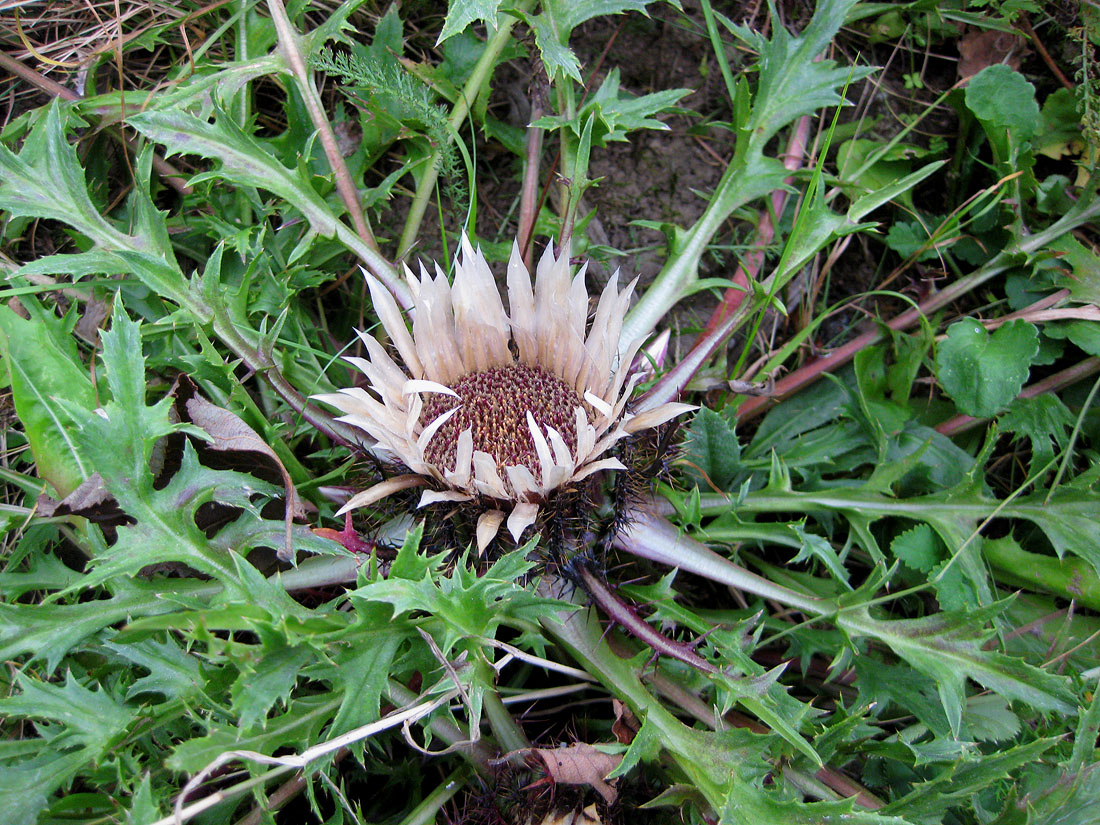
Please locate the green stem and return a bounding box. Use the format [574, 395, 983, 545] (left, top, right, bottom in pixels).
[475, 655, 530, 753]
[982, 537, 1100, 612]
[384, 679, 495, 774]
[618, 159, 741, 353]
[397, 1, 535, 258]
[266, 0, 380, 253]
[399, 768, 470, 825]
[232, 0, 254, 226]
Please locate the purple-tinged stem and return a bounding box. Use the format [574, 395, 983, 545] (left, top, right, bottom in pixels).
[573, 562, 719, 675]
[518, 98, 544, 272]
[265, 0, 380, 255]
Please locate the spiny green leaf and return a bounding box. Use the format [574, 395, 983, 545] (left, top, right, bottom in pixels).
[128, 107, 338, 237]
[0, 747, 91, 825]
[855, 656, 951, 739]
[0, 581, 197, 672]
[64, 306, 322, 596]
[881, 737, 1055, 823]
[0, 104, 190, 307]
[532, 68, 690, 144]
[719, 665, 823, 767]
[437, 0, 502, 43]
[0, 671, 134, 749]
[1002, 476, 1100, 577]
[1020, 764, 1100, 825]
[325, 634, 404, 737]
[525, 9, 582, 83]
[790, 525, 850, 585]
[1000, 394, 1074, 479]
[230, 642, 313, 731]
[0, 305, 95, 497]
[126, 773, 162, 825]
[721, 0, 874, 144]
[12, 250, 133, 280]
[551, 0, 653, 32]
[352, 548, 546, 651]
[520, 1, 656, 83]
[684, 406, 743, 490]
[720, 774, 915, 825]
[0, 102, 123, 247]
[840, 603, 1076, 736]
[167, 694, 339, 774]
[0, 549, 83, 598]
[102, 636, 204, 702]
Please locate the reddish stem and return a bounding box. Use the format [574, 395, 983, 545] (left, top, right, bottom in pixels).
[1017, 16, 1074, 92]
[573, 562, 719, 676]
[517, 97, 544, 270]
[311, 512, 376, 554]
[699, 115, 813, 337]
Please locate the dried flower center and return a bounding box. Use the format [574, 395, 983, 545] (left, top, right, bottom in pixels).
[421, 364, 582, 472]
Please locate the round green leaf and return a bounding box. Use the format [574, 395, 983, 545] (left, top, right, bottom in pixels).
[965, 65, 1040, 140]
[935, 318, 1039, 418]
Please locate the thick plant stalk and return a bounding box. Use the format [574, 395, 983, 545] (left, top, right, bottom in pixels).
[517, 96, 544, 270]
[263, 0, 413, 310]
[615, 505, 826, 615]
[265, 0, 380, 254]
[574, 562, 720, 675]
[983, 538, 1100, 612]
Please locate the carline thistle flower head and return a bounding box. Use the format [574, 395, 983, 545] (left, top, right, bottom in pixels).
[315, 235, 694, 552]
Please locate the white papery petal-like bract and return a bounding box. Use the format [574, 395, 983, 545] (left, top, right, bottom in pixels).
[316, 236, 693, 548]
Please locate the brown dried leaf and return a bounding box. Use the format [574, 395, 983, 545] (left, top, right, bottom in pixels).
[173, 376, 304, 561]
[74, 296, 112, 348]
[958, 29, 1027, 81]
[534, 743, 622, 805]
[37, 471, 127, 526]
[611, 699, 638, 745]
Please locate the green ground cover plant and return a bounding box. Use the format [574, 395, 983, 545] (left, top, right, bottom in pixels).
[0, 0, 1098, 822]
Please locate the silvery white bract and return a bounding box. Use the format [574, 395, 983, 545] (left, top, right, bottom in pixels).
[315, 235, 693, 551]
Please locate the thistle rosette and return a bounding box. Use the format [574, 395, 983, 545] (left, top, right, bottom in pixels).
[315, 236, 693, 551]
